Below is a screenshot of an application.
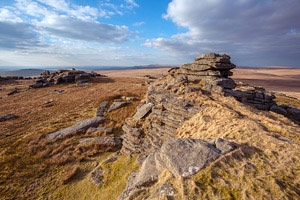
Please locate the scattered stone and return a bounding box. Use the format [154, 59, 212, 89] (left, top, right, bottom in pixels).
[46, 117, 105, 140]
[90, 168, 103, 185]
[77, 82, 89, 87]
[108, 102, 127, 112]
[114, 99, 123, 102]
[0, 114, 17, 122]
[43, 100, 53, 104]
[7, 88, 19, 96]
[144, 75, 156, 79]
[132, 103, 154, 119]
[96, 101, 108, 117]
[93, 162, 99, 167]
[159, 182, 177, 196]
[79, 136, 121, 147]
[103, 156, 118, 164]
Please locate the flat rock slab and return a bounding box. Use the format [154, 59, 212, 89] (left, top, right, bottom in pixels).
[108, 102, 127, 112]
[46, 117, 104, 140]
[118, 138, 236, 200]
[0, 114, 17, 122]
[79, 136, 121, 146]
[133, 103, 154, 119]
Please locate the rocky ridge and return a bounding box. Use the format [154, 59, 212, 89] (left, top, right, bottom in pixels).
[118, 53, 300, 199]
[30, 69, 103, 88]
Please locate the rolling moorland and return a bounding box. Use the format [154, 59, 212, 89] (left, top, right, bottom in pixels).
[0, 53, 300, 200]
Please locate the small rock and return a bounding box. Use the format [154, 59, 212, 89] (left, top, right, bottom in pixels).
[132, 103, 153, 119]
[77, 82, 89, 87]
[159, 182, 177, 196]
[114, 99, 123, 102]
[125, 97, 136, 101]
[7, 88, 19, 96]
[96, 101, 108, 117]
[108, 102, 127, 112]
[90, 168, 103, 185]
[43, 100, 53, 104]
[103, 157, 118, 164]
[0, 114, 17, 122]
[93, 162, 99, 167]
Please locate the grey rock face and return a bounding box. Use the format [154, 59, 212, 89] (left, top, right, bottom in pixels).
[270, 105, 288, 115]
[118, 138, 236, 200]
[0, 114, 17, 122]
[132, 103, 154, 119]
[108, 102, 127, 112]
[46, 117, 104, 140]
[158, 139, 222, 178]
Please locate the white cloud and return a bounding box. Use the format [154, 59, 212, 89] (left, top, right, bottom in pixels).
[37, 14, 131, 44]
[146, 0, 300, 66]
[0, 8, 22, 23]
[125, 0, 139, 9]
[133, 21, 145, 26]
[0, 21, 46, 50]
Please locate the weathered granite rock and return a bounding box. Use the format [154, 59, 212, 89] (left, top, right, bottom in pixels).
[29, 69, 102, 89]
[103, 156, 118, 164]
[132, 103, 154, 119]
[96, 101, 108, 117]
[108, 102, 127, 112]
[90, 168, 103, 185]
[0, 114, 17, 122]
[79, 136, 121, 146]
[158, 139, 222, 178]
[118, 138, 236, 200]
[46, 117, 104, 140]
[270, 105, 288, 115]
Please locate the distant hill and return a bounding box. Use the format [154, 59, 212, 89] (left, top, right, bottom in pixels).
[0, 69, 47, 77]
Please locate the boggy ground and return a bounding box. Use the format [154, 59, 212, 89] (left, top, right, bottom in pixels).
[0, 76, 147, 199]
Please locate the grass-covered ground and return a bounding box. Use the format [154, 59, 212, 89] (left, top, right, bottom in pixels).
[0, 77, 146, 199]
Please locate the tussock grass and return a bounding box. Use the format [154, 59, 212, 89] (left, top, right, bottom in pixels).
[0, 77, 147, 199]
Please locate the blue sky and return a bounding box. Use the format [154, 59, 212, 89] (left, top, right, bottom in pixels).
[0, 0, 300, 68]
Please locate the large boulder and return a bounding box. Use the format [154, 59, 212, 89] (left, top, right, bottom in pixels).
[119, 138, 236, 200]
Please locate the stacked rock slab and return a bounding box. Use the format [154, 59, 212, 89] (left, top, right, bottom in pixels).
[120, 53, 282, 157]
[170, 53, 237, 93]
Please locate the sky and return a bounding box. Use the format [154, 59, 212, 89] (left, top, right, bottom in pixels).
[0, 0, 300, 68]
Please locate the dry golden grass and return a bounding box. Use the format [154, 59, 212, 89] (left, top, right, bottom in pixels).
[173, 93, 300, 199]
[0, 76, 147, 199]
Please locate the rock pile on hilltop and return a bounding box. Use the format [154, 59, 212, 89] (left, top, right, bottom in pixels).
[121, 53, 281, 157]
[30, 69, 103, 88]
[118, 53, 300, 200]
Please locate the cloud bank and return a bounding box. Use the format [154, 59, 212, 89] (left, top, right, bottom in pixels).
[145, 0, 300, 66]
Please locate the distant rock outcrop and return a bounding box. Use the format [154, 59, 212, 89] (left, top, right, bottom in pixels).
[30, 69, 103, 88]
